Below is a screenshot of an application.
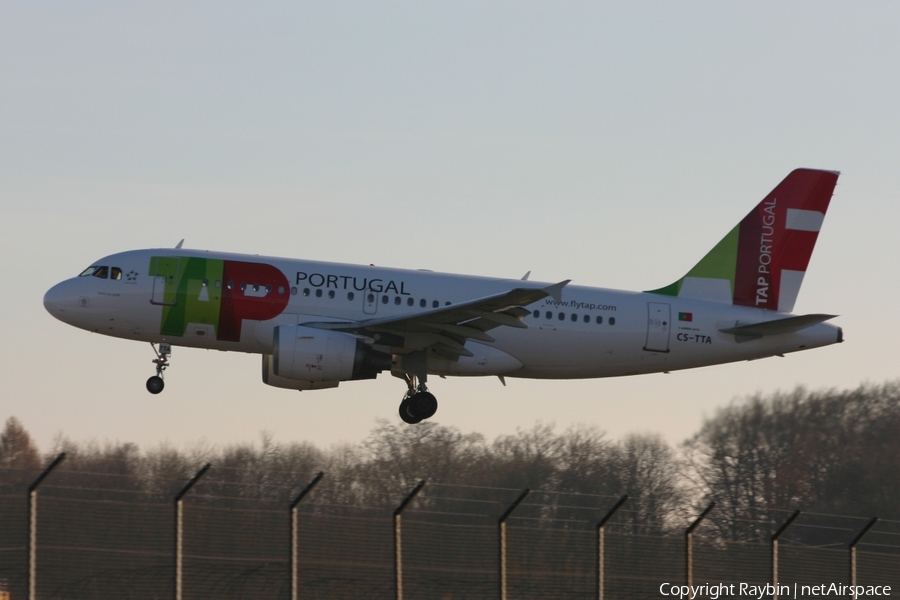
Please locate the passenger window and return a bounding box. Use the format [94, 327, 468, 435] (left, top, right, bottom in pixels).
[216, 280, 222, 289]
[558, 312, 565, 321]
[407, 298, 414, 307]
[201, 279, 208, 287]
[583, 315, 590, 323]
[545, 311, 552, 319]
[240, 283, 247, 291]
[445, 301, 451, 306]
[394, 297, 401, 305]
[93, 266, 109, 279]
[303, 288, 310, 296]
[348, 292, 355, 301]
[571, 313, 578, 322]
[315, 289, 323, 298]
[227, 281, 234, 290]
[278, 286, 285, 294]
[382, 295, 389, 304]
[252, 284, 259, 292]
[420, 299, 427, 308]
[432, 300, 439, 308]
[368, 293, 375, 303]
[111, 267, 123, 280]
[266, 285, 272, 293]
[596, 316, 603, 325]
[533, 310, 540, 318]
[328, 290, 335, 299]
[291, 287, 297, 295]
[609, 317, 616, 326]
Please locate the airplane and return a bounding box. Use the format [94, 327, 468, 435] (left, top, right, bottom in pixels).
[44, 168, 842, 424]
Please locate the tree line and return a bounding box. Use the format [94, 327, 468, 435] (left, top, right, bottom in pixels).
[2, 381, 898, 540]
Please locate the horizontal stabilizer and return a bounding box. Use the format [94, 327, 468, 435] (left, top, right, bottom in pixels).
[719, 313, 836, 339]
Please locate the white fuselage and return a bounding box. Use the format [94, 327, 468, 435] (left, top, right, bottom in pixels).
[44, 248, 842, 381]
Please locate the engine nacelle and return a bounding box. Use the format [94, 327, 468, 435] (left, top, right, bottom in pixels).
[262, 325, 391, 390]
[262, 354, 341, 391]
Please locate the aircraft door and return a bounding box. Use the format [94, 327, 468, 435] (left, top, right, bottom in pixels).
[644, 302, 671, 352]
[363, 291, 378, 315]
[150, 257, 180, 306]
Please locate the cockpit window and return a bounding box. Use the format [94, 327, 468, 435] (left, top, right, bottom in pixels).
[78, 266, 110, 279]
[111, 267, 123, 280]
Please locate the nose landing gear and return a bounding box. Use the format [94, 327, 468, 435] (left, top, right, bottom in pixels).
[147, 342, 171, 394]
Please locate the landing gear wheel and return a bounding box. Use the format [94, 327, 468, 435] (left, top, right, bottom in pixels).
[399, 398, 423, 424]
[408, 392, 438, 420]
[394, 369, 438, 424]
[146, 376, 165, 394]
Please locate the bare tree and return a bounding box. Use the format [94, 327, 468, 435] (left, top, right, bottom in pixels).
[682, 382, 900, 540]
[0, 416, 40, 471]
[554, 425, 616, 496]
[487, 422, 563, 491]
[612, 433, 684, 533]
[0, 417, 42, 489]
[357, 419, 487, 506]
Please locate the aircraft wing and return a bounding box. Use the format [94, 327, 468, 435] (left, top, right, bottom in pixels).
[301, 280, 570, 359]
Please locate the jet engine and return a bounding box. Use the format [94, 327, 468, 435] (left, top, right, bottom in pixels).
[262, 325, 392, 391]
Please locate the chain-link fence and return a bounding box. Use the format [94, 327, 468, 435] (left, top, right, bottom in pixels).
[2, 460, 898, 599]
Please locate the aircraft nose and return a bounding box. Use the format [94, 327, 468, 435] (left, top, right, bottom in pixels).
[43, 281, 75, 320]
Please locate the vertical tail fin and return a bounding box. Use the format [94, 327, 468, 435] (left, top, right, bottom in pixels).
[647, 168, 839, 312]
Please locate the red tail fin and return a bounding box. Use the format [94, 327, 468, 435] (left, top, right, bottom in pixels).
[733, 169, 838, 311]
[647, 168, 839, 312]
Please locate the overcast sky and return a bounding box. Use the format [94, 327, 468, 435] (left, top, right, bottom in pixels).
[2, 2, 899, 455]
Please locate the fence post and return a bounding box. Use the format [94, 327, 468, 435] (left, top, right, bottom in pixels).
[849, 517, 878, 597]
[771, 510, 801, 598]
[686, 502, 715, 587]
[27, 452, 66, 600]
[597, 495, 627, 600]
[394, 480, 426, 600]
[174, 463, 210, 600]
[290, 472, 324, 600]
[499, 488, 530, 600]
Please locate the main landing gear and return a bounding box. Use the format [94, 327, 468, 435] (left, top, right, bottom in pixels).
[146, 342, 171, 394]
[395, 352, 438, 424]
[398, 375, 438, 425]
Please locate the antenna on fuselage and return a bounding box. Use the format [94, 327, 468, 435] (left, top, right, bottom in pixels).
[175, 239, 184, 249]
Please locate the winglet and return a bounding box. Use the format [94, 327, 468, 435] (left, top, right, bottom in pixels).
[521, 271, 531, 281]
[175, 239, 184, 249]
[544, 280, 570, 303]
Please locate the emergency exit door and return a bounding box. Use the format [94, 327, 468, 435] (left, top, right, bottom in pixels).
[644, 302, 671, 353]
